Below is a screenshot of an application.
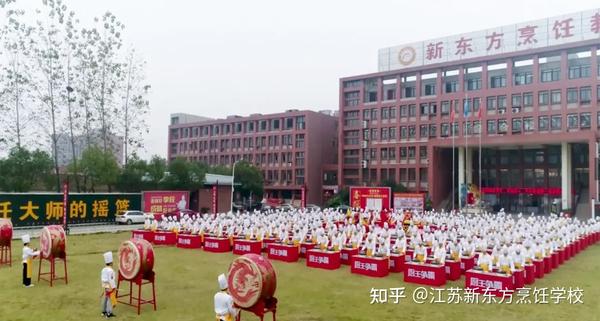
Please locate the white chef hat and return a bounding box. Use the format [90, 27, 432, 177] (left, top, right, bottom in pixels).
[218, 273, 228, 290]
[22, 234, 31, 244]
[104, 251, 113, 264]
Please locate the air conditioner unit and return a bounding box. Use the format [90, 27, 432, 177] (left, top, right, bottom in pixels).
[361, 160, 368, 169]
[361, 141, 368, 149]
[512, 108, 520, 113]
[498, 109, 506, 114]
[362, 120, 368, 128]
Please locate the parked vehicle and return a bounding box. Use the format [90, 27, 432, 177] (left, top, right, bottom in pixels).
[116, 210, 147, 225]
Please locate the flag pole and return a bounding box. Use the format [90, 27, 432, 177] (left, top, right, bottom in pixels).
[478, 102, 482, 214]
[451, 100, 455, 213]
[464, 94, 468, 212]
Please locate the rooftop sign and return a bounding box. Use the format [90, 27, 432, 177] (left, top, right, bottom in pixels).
[378, 9, 600, 72]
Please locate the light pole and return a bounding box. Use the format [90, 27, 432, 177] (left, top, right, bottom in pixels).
[230, 160, 240, 213]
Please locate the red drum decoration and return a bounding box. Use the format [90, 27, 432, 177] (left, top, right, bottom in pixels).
[0, 219, 12, 247]
[227, 253, 277, 308]
[119, 239, 155, 280]
[40, 225, 66, 259]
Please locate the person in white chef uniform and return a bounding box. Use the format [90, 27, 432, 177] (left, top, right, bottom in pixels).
[214, 273, 239, 321]
[101, 251, 117, 318]
[22, 234, 40, 287]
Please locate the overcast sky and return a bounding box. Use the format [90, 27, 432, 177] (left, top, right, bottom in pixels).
[32, 0, 600, 159]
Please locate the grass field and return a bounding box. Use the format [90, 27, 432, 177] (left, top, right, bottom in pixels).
[1, 231, 599, 321]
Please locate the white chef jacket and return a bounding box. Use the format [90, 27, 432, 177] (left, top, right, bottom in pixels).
[101, 267, 116, 289]
[214, 291, 237, 318]
[22, 246, 40, 263]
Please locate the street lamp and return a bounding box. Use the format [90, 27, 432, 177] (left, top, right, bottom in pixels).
[230, 160, 240, 213]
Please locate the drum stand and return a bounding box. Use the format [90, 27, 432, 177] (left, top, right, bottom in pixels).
[0, 244, 11, 267]
[38, 253, 68, 286]
[237, 297, 277, 321]
[116, 271, 157, 315]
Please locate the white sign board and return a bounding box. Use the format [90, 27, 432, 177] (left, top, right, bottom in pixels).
[379, 9, 600, 72]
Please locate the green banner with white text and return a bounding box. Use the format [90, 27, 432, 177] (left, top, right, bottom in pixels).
[0, 193, 141, 227]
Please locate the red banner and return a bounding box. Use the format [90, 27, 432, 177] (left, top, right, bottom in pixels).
[62, 182, 69, 229]
[142, 191, 190, 214]
[480, 187, 562, 196]
[211, 185, 218, 214]
[301, 186, 307, 208]
[349, 187, 391, 210]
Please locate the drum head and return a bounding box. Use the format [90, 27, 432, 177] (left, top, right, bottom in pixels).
[119, 240, 141, 280]
[40, 227, 51, 258]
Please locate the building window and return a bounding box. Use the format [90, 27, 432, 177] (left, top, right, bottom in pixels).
[580, 86, 592, 104]
[523, 92, 533, 107]
[441, 101, 450, 116]
[429, 125, 437, 137]
[408, 105, 416, 117]
[538, 91, 549, 106]
[419, 146, 427, 159]
[389, 107, 396, 119]
[539, 116, 549, 131]
[490, 75, 506, 88]
[580, 113, 591, 129]
[512, 118, 522, 133]
[381, 128, 389, 140]
[550, 90, 561, 105]
[487, 120, 497, 134]
[389, 148, 396, 160]
[400, 127, 407, 139]
[408, 126, 416, 138]
[423, 83, 436, 96]
[343, 80, 361, 88]
[296, 116, 305, 130]
[381, 107, 389, 120]
[541, 68, 560, 82]
[523, 117, 534, 132]
[404, 86, 416, 98]
[441, 123, 450, 137]
[445, 81, 458, 93]
[420, 125, 428, 138]
[597, 86, 600, 103]
[400, 147, 407, 159]
[408, 147, 416, 159]
[344, 91, 359, 107]
[389, 127, 396, 139]
[551, 115, 562, 130]
[512, 94, 521, 113]
[514, 71, 533, 85]
[420, 103, 429, 116]
[486, 96, 497, 111]
[498, 119, 507, 134]
[466, 77, 481, 91]
[400, 105, 408, 117]
[386, 88, 397, 100]
[567, 114, 578, 129]
[568, 65, 591, 79]
[472, 98, 481, 113]
[567, 88, 578, 104]
[408, 168, 416, 181]
[497, 95, 507, 113]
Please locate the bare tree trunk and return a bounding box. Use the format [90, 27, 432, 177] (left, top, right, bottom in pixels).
[66, 55, 80, 192]
[123, 53, 133, 165]
[12, 58, 22, 149]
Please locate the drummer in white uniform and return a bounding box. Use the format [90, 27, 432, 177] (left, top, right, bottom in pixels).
[214, 273, 239, 321]
[21, 234, 39, 287]
[101, 251, 117, 318]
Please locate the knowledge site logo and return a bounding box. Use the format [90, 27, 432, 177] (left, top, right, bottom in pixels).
[398, 46, 416, 66]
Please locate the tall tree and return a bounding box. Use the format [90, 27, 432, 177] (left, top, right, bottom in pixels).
[119, 48, 150, 164]
[78, 146, 119, 192]
[233, 161, 264, 199]
[0, 3, 35, 150]
[0, 147, 53, 192]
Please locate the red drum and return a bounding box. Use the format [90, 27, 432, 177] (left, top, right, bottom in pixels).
[40, 225, 66, 258]
[119, 239, 155, 280]
[0, 219, 12, 247]
[227, 254, 277, 308]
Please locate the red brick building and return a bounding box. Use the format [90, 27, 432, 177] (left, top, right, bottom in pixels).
[338, 9, 600, 216]
[168, 110, 338, 205]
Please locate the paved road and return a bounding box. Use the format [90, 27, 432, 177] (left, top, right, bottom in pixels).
[12, 224, 140, 240]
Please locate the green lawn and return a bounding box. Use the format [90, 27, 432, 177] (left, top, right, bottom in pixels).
[1, 231, 599, 321]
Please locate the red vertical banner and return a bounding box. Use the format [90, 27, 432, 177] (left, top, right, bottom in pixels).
[301, 186, 307, 208]
[62, 181, 69, 230]
[211, 183, 218, 214]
